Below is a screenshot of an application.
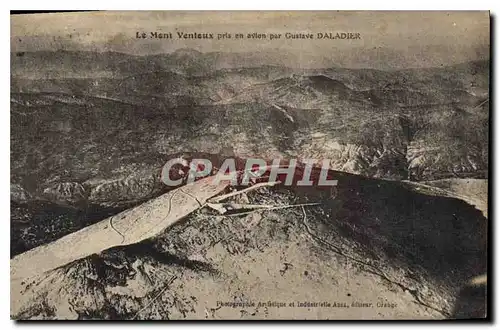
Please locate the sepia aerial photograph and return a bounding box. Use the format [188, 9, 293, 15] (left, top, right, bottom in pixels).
[10, 11, 489, 320]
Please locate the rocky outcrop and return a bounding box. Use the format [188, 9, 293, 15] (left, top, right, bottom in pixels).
[11, 184, 32, 203]
[86, 174, 160, 207]
[42, 182, 87, 205]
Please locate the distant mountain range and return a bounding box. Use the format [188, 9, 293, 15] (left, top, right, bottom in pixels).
[11, 50, 489, 210]
[11, 44, 490, 78]
[10, 49, 489, 319]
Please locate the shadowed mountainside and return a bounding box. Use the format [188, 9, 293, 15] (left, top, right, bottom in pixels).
[11, 170, 487, 319]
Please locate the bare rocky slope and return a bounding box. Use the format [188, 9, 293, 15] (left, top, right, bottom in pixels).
[10, 50, 489, 319]
[11, 172, 487, 319]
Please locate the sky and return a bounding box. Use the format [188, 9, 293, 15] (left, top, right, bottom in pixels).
[10, 11, 490, 68]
